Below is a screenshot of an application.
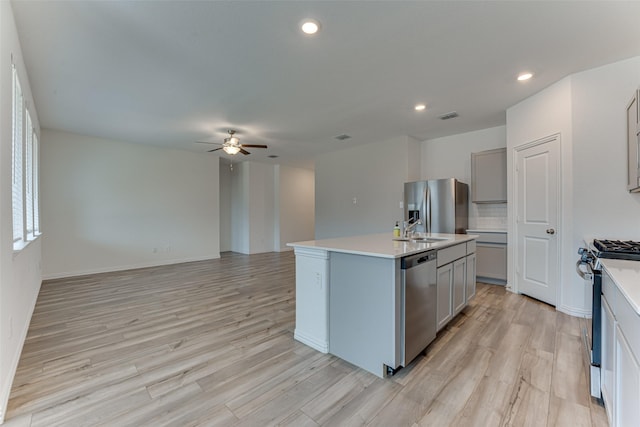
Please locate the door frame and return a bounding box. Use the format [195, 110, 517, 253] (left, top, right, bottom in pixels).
[512, 133, 562, 306]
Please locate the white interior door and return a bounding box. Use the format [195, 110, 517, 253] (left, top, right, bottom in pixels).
[515, 135, 559, 306]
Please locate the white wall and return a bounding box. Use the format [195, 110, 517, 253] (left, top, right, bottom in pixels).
[572, 57, 640, 241]
[230, 161, 250, 253]
[219, 159, 232, 252]
[276, 165, 315, 250]
[41, 129, 220, 278]
[507, 77, 575, 313]
[421, 126, 507, 230]
[570, 57, 640, 308]
[0, 2, 42, 422]
[248, 162, 275, 253]
[229, 161, 315, 253]
[508, 56, 640, 315]
[315, 136, 420, 239]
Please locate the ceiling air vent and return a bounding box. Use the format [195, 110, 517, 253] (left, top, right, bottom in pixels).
[439, 111, 459, 120]
[268, 155, 279, 159]
[334, 134, 352, 141]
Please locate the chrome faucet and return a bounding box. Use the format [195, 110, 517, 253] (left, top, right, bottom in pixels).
[403, 218, 422, 239]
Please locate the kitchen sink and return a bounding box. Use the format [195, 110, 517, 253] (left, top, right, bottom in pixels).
[411, 237, 447, 243]
[392, 236, 448, 243]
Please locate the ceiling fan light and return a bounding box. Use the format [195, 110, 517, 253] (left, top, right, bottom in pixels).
[223, 145, 241, 155]
[225, 136, 239, 145]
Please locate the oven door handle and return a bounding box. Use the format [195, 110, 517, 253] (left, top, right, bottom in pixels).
[576, 260, 594, 281]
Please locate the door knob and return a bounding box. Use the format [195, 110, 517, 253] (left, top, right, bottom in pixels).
[546, 228, 556, 235]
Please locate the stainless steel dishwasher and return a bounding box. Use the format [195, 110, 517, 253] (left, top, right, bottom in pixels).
[401, 250, 437, 366]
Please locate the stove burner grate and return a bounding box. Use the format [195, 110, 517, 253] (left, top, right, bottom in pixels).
[594, 239, 640, 255]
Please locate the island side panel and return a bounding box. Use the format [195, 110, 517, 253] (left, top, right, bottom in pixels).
[329, 252, 402, 378]
[293, 247, 330, 353]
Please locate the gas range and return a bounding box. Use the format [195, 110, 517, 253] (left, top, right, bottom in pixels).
[577, 237, 640, 400]
[582, 239, 640, 269]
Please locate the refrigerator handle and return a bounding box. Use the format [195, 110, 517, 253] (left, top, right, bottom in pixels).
[425, 186, 431, 233]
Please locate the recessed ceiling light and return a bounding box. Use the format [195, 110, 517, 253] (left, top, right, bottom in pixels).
[414, 104, 426, 111]
[301, 19, 320, 35]
[517, 72, 533, 81]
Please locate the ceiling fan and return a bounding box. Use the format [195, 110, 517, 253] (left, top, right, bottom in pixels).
[196, 130, 268, 155]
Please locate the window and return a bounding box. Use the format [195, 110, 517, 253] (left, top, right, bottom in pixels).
[12, 62, 40, 250]
[12, 63, 24, 246]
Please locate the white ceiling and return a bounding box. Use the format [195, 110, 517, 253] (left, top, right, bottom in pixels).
[11, 0, 640, 169]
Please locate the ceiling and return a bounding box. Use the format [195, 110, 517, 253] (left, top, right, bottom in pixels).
[11, 1, 640, 169]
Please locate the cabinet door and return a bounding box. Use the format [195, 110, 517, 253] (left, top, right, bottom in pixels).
[471, 148, 507, 203]
[452, 258, 466, 315]
[602, 295, 615, 426]
[466, 253, 476, 302]
[476, 243, 507, 281]
[627, 90, 640, 192]
[436, 263, 453, 331]
[615, 324, 640, 427]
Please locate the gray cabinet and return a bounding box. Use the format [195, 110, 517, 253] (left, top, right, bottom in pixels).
[471, 148, 507, 203]
[627, 89, 640, 192]
[601, 270, 615, 425]
[436, 242, 476, 332]
[615, 324, 640, 427]
[436, 263, 453, 331]
[452, 258, 467, 315]
[465, 252, 476, 302]
[467, 230, 507, 285]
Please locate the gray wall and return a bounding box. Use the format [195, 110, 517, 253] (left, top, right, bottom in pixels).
[41, 129, 221, 278]
[315, 136, 420, 239]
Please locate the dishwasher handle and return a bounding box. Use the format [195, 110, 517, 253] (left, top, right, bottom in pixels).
[402, 251, 436, 269]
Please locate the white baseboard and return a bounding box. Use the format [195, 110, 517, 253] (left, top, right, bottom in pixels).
[557, 304, 591, 318]
[294, 330, 329, 354]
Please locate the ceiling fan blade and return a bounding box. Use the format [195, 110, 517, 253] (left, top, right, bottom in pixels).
[241, 144, 268, 149]
[196, 141, 222, 145]
[208, 147, 224, 152]
[239, 148, 251, 155]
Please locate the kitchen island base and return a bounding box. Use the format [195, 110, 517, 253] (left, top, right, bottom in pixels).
[289, 233, 477, 378]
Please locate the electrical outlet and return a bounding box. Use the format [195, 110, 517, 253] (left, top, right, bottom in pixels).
[399, 201, 403, 209]
[352, 197, 357, 205]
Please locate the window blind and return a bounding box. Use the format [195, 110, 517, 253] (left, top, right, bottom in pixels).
[32, 132, 40, 236]
[12, 64, 24, 245]
[25, 109, 34, 239]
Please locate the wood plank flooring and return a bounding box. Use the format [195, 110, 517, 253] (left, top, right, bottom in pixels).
[4, 251, 607, 426]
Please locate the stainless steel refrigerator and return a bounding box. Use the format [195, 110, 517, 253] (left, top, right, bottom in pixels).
[404, 178, 469, 234]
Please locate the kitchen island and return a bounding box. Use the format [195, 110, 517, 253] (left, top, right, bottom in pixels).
[287, 232, 477, 377]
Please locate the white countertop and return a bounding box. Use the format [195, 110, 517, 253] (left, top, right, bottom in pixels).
[466, 229, 507, 234]
[601, 259, 640, 314]
[287, 232, 477, 259]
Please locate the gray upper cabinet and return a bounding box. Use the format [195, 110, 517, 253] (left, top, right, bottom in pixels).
[471, 148, 507, 203]
[627, 89, 640, 192]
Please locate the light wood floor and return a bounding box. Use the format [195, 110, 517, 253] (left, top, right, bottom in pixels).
[4, 251, 607, 426]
